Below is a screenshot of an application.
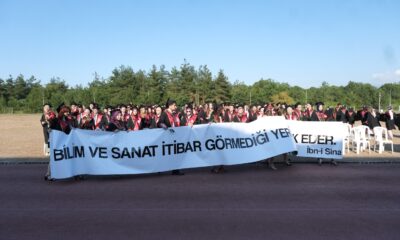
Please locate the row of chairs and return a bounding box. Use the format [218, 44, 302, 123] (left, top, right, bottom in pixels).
[343, 124, 394, 155]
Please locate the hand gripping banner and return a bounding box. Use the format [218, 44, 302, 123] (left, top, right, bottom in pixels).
[49, 117, 297, 179]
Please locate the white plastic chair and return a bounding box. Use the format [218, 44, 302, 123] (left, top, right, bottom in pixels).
[342, 123, 352, 155]
[351, 126, 371, 154]
[373, 127, 394, 154]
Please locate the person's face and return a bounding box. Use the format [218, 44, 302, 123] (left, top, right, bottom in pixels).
[238, 107, 244, 114]
[170, 103, 177, 111]
[89, 104, 94, 110]
[186, 108, 192, 116]
[93, 108, 98, 114]
[103, 108, 108, 114]
[229, 106, 234, 112]
[116, 113, 122, 121]
[156, 107, 162, 115]
[297, 105, 302, 111]
[83, 109, 91, 116]
[209, 103, 214, 110]
[43, 105, 50, 112]
[121, 107, 126, 113]
[287, 107, 293, 115]
[132, 109, 138, 115]
[306, 104, 312, 110]
[251, 106, 257, 112]
[140, 108, 146, 114]
[318, 105, 323, 111]
[63, 110, 70, 117]
[71, 105, 77, 112]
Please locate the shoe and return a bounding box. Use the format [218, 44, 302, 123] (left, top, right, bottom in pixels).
[318, 158, 323, 166]
[269, 163, 277, 171]
[44, 175, 54, 181]
[331, 160, 338, 166]
[172, 170, 185, 176]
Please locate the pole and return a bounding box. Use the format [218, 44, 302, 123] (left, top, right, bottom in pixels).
[249, 90, 252, 106]
[378, 92, 381, 113]
[305, 89, 308, 103]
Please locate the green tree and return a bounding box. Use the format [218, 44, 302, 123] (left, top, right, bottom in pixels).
[214, 70, 231, 103]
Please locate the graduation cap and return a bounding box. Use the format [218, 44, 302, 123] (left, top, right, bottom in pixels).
[315, 102, 324, 106]
[388, 105, 393, 110]
[43, 102, 52, 108]
[56, 102, 65, 113]
[186, 104, 194, 110]
[70, 101, 77, 106]
[120, 104, 127, 108]
[92, 104, 100, 110]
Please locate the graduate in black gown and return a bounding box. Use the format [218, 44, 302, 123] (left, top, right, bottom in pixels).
[366, 107, 381, 130]
[247, 105, 258, 122]
[385, 106, 396, 139]
[106, 110, 126, 132]
[40, 103, 56, 156]
[149, 105, 162, 129]
[157, 99, 184, 175]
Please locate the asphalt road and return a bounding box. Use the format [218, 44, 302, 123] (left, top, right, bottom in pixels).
[1, 163, 400, 240]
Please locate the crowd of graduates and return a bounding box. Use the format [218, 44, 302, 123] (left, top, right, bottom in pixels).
[40, 100, 399, 135]
[41, 99, 399, 179]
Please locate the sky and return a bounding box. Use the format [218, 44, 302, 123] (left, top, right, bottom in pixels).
[1, 0, 400, 88]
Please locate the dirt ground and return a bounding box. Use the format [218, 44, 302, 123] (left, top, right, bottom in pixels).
[0, 114, 399, 160]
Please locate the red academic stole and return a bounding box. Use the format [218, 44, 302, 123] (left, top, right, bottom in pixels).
[316, 111, 327, 121]
[130, 115, 141, 131]
[123, 113, 130, 122]
[237, 114, 248, 123]
[285, 113, 298, 121]
[184, 114, 198, 126]
[165, 110, 179, 127]
[92, 113, 103, 129]
[59, 116, 71, 132]
[153, 114, 160, 126]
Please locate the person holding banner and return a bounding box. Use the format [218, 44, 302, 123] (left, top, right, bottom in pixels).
[149, 105, 162, 129]
[106, 110, 126, 132]
[233, 105, 248, 123]
[180, 104, 199, 127]
[127, 106, 142, 131]
[310, 102, 337, 166]
[40, 103, 56, 156]
[91, 104, 107, 130]
[52, 105, 75, 134]
[158, 99, 184, 176]
[78, 108, 94, 130]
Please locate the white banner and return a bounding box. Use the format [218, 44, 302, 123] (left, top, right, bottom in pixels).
[287, 121, 344, 159]
[50, 117, 297, 179]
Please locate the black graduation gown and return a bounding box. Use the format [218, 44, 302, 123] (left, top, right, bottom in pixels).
[180, 114, 199, 126]
[310, 111, 320, 121]
[366, 112, 381, 129]
[336, 111, 348, 123]
[346, 111, 356, 125]
[157, 111, 173, 128]
[40, 114, 50, 143]
[385, 112, 396, 130]
[92, 114, 108, 130]
[247, 111, 258, 122]
[106, 121, 126, 132]
[197, 109, 208, 124]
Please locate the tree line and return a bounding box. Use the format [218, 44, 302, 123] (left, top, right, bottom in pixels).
[1, 61, 399, 113]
